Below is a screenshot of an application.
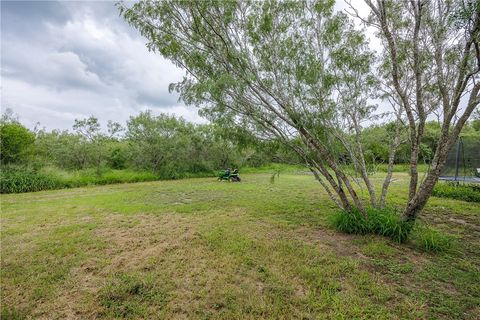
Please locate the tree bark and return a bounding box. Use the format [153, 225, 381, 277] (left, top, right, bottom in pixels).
[403, 82, 480, 220]
[379, 122, 402, 208]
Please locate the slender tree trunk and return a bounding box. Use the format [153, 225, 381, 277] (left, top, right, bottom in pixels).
[299, 127, 365, 213]
[283, 137, 354, 212]
[379, 124, 402, 208]
[312, 160, 353, 212]
[403, 158, 446, 221]
[408, 137, 421, 201]
[355, 138, 377, 207]
[336, 128, 377, 208]
[308, 167, 343, 209]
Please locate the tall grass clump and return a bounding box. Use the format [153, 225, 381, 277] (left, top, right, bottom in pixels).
[411, 225, 454, 253]
[0, 166, 66, 193]
[0, 165, 215, 194]
[329, 207, 413, 243]
[432, 182, 480, 203]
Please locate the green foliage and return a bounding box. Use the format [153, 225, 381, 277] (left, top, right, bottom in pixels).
[107, 144, 128, 169]
[34, 130, 87, 169]
[0, 122, 35, 164]
[472, 119, 480, 131]
[126, 111, 233, 177]
[330, 207, 414, 243]
[432, 182, 480, 203]
[359, 121, 446, 165]
[375, 163, 428, 173]
[0, 166, 65, 193]
[0, 166, 159, 194]
[412, 225, 454, 253]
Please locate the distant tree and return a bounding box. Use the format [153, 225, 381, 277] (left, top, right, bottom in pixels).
[0, 121, 35, 165]
[73, 116, 123, 174]
[0, 108, 19, 124]
[126, 111, 191, 176]
[35, 130, 85, 169]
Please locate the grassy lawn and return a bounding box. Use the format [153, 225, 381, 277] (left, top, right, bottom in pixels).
[1, 171, 479, 319]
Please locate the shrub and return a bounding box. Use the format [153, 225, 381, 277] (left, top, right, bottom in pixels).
[432, 182, 480, 203]
[330, 207, 413, 243]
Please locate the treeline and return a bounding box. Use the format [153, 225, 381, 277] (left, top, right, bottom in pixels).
[0, 110, 297, 193]
[1, 108, 479, 194]
[360, 121, 480, 166]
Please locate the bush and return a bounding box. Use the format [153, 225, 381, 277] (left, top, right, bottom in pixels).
[432, 182, 480, 203]
[330, 207, 414, 243]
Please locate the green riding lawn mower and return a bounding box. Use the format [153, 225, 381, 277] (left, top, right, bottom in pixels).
[218, 168, 241, 182]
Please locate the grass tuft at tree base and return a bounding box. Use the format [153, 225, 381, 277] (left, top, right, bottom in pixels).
[329, 207, 413, 243]
[330, 207, 454, 252]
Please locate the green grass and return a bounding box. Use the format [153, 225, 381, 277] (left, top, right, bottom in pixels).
[432, 182, 480, 203]
[1, 163, 436, 194]
[412, 225, 454, 252]
[1, 171, 479, 319]
[1, 163, 301, 194]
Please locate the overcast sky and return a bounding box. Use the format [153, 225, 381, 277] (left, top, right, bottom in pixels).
[1, 0, 373, 131]
[1, 0, 203, 130]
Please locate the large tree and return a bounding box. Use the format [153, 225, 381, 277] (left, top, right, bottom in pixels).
[355, 0, 480, 220]
[0, 118, 35, 165]
[119, 0, 388, 213]
[119, 0, 479, 224]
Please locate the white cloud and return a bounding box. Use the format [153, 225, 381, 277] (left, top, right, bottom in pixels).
[1, 1, 200, 130]
[2, 1, 389, 131]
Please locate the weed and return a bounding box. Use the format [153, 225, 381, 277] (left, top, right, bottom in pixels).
[0, 307, 27, 320]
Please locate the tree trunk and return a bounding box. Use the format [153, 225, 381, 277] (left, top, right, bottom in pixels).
[379, 125, 401, 208]
[299, 127, 365, 213]
[403, 162, 443, 221]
